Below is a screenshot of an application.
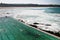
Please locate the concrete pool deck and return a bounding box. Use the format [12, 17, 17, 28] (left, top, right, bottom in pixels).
[0, 17, 60, 40]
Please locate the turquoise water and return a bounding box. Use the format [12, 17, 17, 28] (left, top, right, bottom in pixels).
[0, 17, 59, 40]
[44, 7, 60, 13]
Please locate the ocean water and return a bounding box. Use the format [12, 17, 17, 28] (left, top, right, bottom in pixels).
[0, 7, 60, 32]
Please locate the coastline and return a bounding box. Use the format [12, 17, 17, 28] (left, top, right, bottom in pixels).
[0, 4, 60, 7]
[0, 7, 60, 39]
[12, 16, 60, 39]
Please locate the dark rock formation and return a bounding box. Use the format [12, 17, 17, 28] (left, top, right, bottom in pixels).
[33, 22, 39, 24]
[5, 16, 8, 18]
[29, 24, 37, 28]
[45, 24, 51, 26]
[6, 13, 10, 14]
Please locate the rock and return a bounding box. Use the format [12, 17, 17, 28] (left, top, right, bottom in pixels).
[29, 24, 37, 28]
[33, 22, 39, 24]
[6, 13, 10, 14]
[45, 24, 51, 26]
[20, 20, 25, 23]
[5, 16, 8, 18]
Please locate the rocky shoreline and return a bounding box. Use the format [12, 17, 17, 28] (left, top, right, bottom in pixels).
[17, 18, 60, 37]
[0, 12, 60, 37]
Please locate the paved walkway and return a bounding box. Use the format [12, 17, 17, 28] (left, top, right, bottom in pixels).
[0, 17, 59, 40]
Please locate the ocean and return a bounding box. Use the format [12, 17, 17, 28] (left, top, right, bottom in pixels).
[0, 7, 60, 32]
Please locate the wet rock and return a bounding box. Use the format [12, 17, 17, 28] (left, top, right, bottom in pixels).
[20, 20, 25, 23]
[33, 22, 39, 24]
[18, 19, 25, 23]
[45, 24, 51, 26]
[29, 24, 37, 28]
[5, 16, 8, 18]
[6, 13, 10, 14]
[45, 30, 60, 37]
[45, 31, 54, 34]
[54, 32, 60, 37]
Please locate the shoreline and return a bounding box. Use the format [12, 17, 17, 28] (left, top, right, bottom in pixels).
[14, 16, 60, 38]
[0, 4, 60, 7]
[0, 7, 60, 39]
[15, 18, 60, 39]
[0, 13, 60, 39]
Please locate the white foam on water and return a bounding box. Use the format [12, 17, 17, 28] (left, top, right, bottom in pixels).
[13, 10, 60, 32]
[0, 7, 60, 33]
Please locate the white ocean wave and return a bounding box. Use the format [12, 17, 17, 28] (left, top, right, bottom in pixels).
[0, 7, 60, 33]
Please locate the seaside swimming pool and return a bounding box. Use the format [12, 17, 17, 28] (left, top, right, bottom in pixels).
[0, 7, 60, 38]
[0, 17, 59, 40]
